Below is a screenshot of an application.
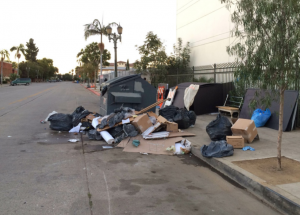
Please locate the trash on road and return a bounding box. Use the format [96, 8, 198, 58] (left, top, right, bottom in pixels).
[68, 139, 80, 143]
[69, 123, 82, 133]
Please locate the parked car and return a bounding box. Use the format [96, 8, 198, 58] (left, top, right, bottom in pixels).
[11, 78, 31, 86]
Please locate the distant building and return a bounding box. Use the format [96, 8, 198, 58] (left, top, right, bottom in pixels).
[98, 61, 135, 76]
[1, 62, 15, 79]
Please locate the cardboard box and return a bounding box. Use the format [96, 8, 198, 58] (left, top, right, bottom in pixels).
[226, 136, 244, 148]
[166, 122, 179, 132]
[147, 112, 158, 119]
[231, 119, 258, 143]
[157, 116, 167, 124]
[132, 114, 153, 133]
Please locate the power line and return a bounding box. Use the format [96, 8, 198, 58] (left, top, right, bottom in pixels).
[177, 0, 195, 11]
[191, 31, 230, 44]
[177, 0, 201, 15]
[177, 6, 226, 30]
[192, 37, 229, 48]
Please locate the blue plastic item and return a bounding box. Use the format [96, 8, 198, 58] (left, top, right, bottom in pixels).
[251, 108, 271, 127]
[242, 146, 255, 151]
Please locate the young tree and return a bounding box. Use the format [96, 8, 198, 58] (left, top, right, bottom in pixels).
[221, 0, 300, 170]
[24, 38, 39, 62]
[10, 44, 26, 76]
[77, 42, 111, 88]
[134, 31, 168, 85]
[0, 49, 10, 86]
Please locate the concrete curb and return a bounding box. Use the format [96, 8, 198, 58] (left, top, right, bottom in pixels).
[191, 146, 300, 215]
[80, 84, 100, 96]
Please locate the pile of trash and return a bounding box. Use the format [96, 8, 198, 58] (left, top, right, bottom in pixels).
[44, 104, 197, 155]
[202, 114, 259, 158]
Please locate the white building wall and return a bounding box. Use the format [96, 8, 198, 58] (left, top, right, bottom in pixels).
[176, 0, 235, 67]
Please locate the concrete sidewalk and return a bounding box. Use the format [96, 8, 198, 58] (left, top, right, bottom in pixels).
[188, 114, 300, 215]
[80, 83, 100, 96]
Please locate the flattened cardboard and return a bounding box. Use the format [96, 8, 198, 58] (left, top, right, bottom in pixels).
[116, 137, 131, 148]
[231, 119, 258, 143]
[166, 122, 178, 132]
[168, 132, 195, 138]
[226, 136, 244, 149]
[132, 114, 153, 133]
[123, 135, 183, 155]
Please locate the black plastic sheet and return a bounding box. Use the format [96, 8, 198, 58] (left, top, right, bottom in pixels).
[48, 113, 73, 131]
[201, 140, 234, 158]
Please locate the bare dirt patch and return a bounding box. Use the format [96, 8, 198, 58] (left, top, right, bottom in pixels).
[233, 156, 300, 185]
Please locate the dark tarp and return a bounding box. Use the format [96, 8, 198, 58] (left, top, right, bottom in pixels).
[240, 89, 299, 131]
[168, 82, 225, 115]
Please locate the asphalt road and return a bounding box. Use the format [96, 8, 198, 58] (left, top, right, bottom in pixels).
[0, 82, 280, 215]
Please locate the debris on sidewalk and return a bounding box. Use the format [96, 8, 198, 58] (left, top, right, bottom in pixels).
[242, 146, 255, 151]
[44, 100, 196, 155]
[201, 140, 234, 158]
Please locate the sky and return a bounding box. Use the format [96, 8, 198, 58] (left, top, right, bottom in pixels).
[1, 0, 176, 74]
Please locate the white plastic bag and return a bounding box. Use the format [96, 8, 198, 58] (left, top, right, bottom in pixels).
[184, 84, 199, 111]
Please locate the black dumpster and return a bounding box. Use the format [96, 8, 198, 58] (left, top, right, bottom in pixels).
[100, 75, 157, 116]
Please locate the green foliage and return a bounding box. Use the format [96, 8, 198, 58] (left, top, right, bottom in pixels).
[10, 44, 25, 59]
[221, 0, 300, 95]
[11, 62, 17, 69]
[221, 0, 300, 169]
[193, 76, 213, 83]
[0, 49, 10, 61]
[84, 19, 118, 42]
[134, 32, 168, 85]
[167, 38, 191, 74]
[62, 73, 73, 81]
[24, 38, 39, 62]
[77, 42, 111, 66]
[10, 73, 19, 81]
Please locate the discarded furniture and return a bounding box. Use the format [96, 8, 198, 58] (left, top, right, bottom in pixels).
[216, 94, 243, 118]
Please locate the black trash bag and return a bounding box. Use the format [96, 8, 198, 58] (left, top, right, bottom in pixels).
[206, 114, 232, 141]
[159, 105, 178, 121]
[81, 121, 93, 131]
[187, 111, 197, 126]
[114, 112, 124, 124]
[173, 108, 190, 129]
[123, 124, 138, 137]
[108, 125, 124, 138]
[71, 106, 91, 127]
[99, 117, 108, 129]
[88, 129, 103, 140]
[48, 113, 73, 131]
[115, 133, 127, 144]
[107, 113, 116, 128]
[201, 140, 234, 158]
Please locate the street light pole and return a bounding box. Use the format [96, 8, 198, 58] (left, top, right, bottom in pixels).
[106, 24, 123, 78]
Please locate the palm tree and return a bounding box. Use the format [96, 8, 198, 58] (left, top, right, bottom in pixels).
[10, 44, 25, 76]
[84, 19, 117, 87]
[0, 49, 10, 86]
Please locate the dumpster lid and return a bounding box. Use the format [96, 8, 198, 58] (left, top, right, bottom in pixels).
[101, 75, 140, 87]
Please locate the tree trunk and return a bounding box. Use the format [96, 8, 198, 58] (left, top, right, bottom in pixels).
[277, 89, 284, 170]
[1, 59, 3, 86]
[94, 69, 97, 89]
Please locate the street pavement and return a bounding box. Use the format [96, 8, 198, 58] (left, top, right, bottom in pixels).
[0, 82, 280, 215]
